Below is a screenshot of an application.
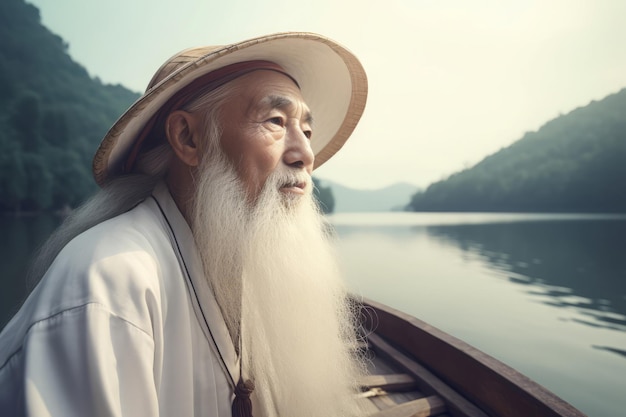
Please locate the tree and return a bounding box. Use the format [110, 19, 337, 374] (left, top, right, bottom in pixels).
[21, 153, 53, 210]
[41, 108, 70, 147]
[9, 91, 42, 153]
[46, 147, 93, 208]
[0, 139, 26, 212]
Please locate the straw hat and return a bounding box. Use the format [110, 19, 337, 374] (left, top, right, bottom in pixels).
[92, 32, 368, 186]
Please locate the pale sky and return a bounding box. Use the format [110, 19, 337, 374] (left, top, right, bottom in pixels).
[28, 0, 626, 190]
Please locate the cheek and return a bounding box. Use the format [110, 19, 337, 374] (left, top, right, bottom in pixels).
[242, 147, 281, 178]
[221, 125, 284, 193]
[235, 145, 282, 193]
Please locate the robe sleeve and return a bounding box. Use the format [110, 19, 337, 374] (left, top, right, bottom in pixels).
[1, 244, 164, 416]
[18, 302, 159, 417]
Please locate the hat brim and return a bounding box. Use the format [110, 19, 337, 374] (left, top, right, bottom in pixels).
[93, 32, 368, 186]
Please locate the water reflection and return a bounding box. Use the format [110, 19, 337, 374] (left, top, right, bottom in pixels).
[593, 345, 626, 359]
[425, 219, 626, 331]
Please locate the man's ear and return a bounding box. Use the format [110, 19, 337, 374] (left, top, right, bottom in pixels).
[166, 110, 200, 167]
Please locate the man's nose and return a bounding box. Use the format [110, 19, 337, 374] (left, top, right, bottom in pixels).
[283, 127, 314, 172]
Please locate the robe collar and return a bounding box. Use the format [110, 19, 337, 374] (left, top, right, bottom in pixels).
[151, 182, 240, 389]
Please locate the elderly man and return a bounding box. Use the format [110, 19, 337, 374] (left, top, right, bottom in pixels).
[0, 33, 368, 416]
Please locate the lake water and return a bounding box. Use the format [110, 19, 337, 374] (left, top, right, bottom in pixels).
[330, 212, 626, 417]
[2, 212, 626, 416]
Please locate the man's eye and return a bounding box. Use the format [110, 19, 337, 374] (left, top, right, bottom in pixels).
[268, 117, 283, 126]
[303, 130, 312, 139]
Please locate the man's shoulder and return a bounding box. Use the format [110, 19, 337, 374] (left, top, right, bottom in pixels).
[65, 199, 170, 262]
[46, 199, 182, 304]
[0, 199, 183, 349]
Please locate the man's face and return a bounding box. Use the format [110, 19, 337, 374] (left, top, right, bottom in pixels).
[217, 70, 315, 201]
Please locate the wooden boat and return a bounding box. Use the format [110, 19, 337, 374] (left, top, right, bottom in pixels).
[357, 298, 586, 417]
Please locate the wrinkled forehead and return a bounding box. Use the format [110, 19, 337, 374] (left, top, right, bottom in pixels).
[225, 70, 313, 122]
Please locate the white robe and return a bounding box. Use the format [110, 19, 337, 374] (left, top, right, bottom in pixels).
[0, 183, 239, 416]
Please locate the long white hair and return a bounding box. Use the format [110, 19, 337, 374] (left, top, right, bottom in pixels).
[27, 82, 232, 286]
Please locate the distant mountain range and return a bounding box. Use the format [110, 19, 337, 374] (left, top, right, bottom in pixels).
[316, 180, 419, 212]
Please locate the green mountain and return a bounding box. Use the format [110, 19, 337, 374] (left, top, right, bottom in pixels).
[0, 0, 140, 212]
[408, 88, 626, 213]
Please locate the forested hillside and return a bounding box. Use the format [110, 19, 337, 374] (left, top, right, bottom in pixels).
[0, 0, 140, 212]
[0, 0, 337, 214]
[408, 88, 626, 212]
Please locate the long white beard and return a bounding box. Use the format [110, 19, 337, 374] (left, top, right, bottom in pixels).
[190, 152, 366, 417]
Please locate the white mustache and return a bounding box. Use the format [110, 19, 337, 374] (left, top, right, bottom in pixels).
[271, 170, 311, 192]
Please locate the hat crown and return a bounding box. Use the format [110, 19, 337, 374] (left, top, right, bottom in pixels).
[147, 45, 224, 91]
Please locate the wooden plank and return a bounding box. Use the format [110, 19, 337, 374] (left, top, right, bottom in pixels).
[357, 395, 382, 415]
[388, 391, 428, 405]
[370, 392, 401, 410]
[362, 298, 587, 417]
[360, 373, 417, 391]
[369, 333, 488, 417]
[368, 395, 447, 417]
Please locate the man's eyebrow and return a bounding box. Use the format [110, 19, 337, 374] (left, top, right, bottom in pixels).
[263, 95, 314, 125]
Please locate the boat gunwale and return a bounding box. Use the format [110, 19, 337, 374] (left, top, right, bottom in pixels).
[360, 297, 586, 417]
